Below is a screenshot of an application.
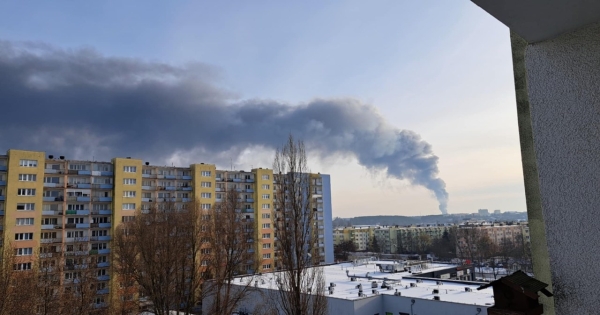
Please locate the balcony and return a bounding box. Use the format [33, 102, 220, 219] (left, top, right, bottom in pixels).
[75, 183, 91, 189]
[78, 170, 91, 175]
[97, 288, 109, 295]
[98, 236, 111, 241]
[243, 208, 254, 213]
[0, 165, 6, 171]
[94, 197, 112, 202]
[141, 198, 151, 202]
[142, 186, 153, 190]
[44, 168, 60, 174]
[165, 175, 176, 179]
[65, 223, 76, 229]
[142, 173, 153, 178]
[215, 198, 222, 202]
[97, 275, 110, 281]
[165, 186, 176, 191]
[100, 171, 113, 176]
[43, 183, 63, 188]
[0, 210, 3, 216]
[0, 196, 4, 201]
[41, 224, 57, 230]
[181, 198, 190, 202]
[233, 178, 242, 182]
[40, 238, 61, 243]
[89, 250, 98, 255]
[76, 223, 91, 228]
[43, 197, 61, 202]
[66, 237, 90, 242]
[246, 179, 255, 183]
[215, 187, 223, 192]
[182, 186, 193, 191]
[92, 184, 113, 189]
[182, 175, 192, 180]
[215, 177, 224, 182]
[99, 223, 111, 228]
[246, 189, 254, 193]
[98, 248, 110, 254]
[98, 261, 110, 268]
[246, 198, 254, 202]
[0, 180, 6, 186]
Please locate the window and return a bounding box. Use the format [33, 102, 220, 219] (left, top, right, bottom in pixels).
[201, 204, 211, 210]
[262, 264, 272, 269]
[262, 233, 271, 239]
[68, 164, 87, 170]
[15, 248, 33, 256]
[15, 233, 33, 241]
[261, 175, 270, 180]
[92, 243, 108, 250]
[262, 204, 271, 209]
[262, 253, 271, 259]
[123, 166, 137, 173]
[16, 203, 35, 211]
[261, 213, 271, 219]
[262, 243, 271, 249]
[66, 231, 84, 238]
[201, 171, 211, 177]
[41, 218, 57, 225]
[93, 204, 110, 210]
[41, 232, 57, 239]
[67, 217, 84, 224]
[16, 218, 34, 226]
[122, 203, 136, 210]
[200, 248, 210, 255]
[201, 182, 211, 188]
[262, 194, 270, 199]
[92, 230, 108, 237]
[122, 216, 135, 223]
[17, 188, 36, 196]
[44, 176, 60, 183]
[14, 263, 32, 270]
[19, 159, 37, 167]
[201, 260, 208, 266]
[201, 193, 211, 198]
[123, 191, 136, 198]
[123, 178, 136, 185]
[262, 223, 271, 229]
[18, 174, 37, 181]
[67, 204, 85, 210]
[262, 184, 270, 190]
[177, 193, 189, 198]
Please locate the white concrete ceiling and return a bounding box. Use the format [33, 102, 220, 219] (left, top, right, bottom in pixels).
[471, 0, 600, 42]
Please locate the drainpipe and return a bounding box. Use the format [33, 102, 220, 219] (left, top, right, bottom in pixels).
[410, 299, 415, 315]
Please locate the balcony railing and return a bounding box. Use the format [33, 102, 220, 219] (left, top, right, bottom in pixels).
[0, 180, 6, 186]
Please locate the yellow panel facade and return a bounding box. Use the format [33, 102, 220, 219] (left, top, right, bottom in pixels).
[191, 163, 216, 207]
[111, 158, 143, 230]
[4, 150, 45, 254]
[253, 168, 274, 272]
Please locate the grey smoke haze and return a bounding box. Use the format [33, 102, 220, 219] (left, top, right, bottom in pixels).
[0, 41, 449, 214]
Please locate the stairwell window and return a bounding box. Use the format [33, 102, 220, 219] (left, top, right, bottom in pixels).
[261, 174, 270, 180]
[262, 204, 270, 209]
[262, 253, 271, 259]
[201, 171, 211, 177]
[18, 174, 37, 181]
[201, 204, 211, 210]
[123, 178, 136, 185]
[15, 248, 33, 256]
[123, 191, 136, 198]
[19, 159, 37, 167]
[262, 233, 271, 239]
[16, 203, 35, 211]
[14, 263, 32, 271]
[16, 218, 34, 226]
[201, 182, 211, 188]
[123, 203, 136, 210]
[15, 233, 33, 240]
[17, 188, 36, 196]
[262, 243, 271, 249]
[123, 166, 137, 173]
[262, 194, 270, 199]
[201, 193, 211, 198]
[262, 184, 270, 189]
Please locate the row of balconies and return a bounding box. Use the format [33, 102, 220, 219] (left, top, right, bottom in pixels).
[41, 223, 111, 230]
[142, 185, 193, 191]
[41, 209, 112, 216]
[43, 196, 113, 202]
[142, 174, 192, 180]
[216, 177, 255, 183]
[215, 188, 254, 193]
[141, 197, 191, 203]
[44, 183, 113, 189]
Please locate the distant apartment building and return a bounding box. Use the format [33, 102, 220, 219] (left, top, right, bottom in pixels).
[0, 149, 333, 307]
[456, 222, 530, 258]
[334, 224, 455, 254]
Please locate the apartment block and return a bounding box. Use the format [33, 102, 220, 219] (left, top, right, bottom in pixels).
[0, 149, 333, 308]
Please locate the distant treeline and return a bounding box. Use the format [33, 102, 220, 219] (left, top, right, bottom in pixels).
[333, 212, 528, 227]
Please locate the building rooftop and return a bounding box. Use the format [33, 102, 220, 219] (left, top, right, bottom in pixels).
[237, 261, 494, 307]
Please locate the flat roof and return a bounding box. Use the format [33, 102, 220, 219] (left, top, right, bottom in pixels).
[236, 262, 494, 306]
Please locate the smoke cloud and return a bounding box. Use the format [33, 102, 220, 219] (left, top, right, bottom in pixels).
[0, 41, 448, 214]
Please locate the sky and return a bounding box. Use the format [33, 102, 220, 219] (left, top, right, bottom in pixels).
[0, 1, 525, 217]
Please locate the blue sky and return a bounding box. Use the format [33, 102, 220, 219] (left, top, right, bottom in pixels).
[0, 1, 524, 217]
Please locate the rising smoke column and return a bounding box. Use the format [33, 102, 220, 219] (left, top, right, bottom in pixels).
[0, 41, 449, 214]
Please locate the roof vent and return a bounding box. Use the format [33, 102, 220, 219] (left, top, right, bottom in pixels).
[433, 289, 439, 294]
[372, 289, 379, 295]
[48, 155, 54, 159]
[145, 162, 150, 166]
[416, 279, 423, 283]
[465, 287, 473, 292]
[433, 296, 440, 301]
[410, 283, 417, 287]
[394, 291, 402, 296]
[330, 282, 336, 287]
[436, 281, 443, 285]
[59, 156, 65, 160]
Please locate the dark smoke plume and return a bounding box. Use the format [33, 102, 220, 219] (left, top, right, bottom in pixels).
[0, 41, 449, 214]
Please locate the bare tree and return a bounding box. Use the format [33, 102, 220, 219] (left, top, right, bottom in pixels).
[272, 135, 327, 315]
[202, 189, 258, 315]
[113, 200, 204, 315]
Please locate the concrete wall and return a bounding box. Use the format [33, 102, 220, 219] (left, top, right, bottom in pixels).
[523, 22, 600, 314]
[382, 294, 488, 315]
